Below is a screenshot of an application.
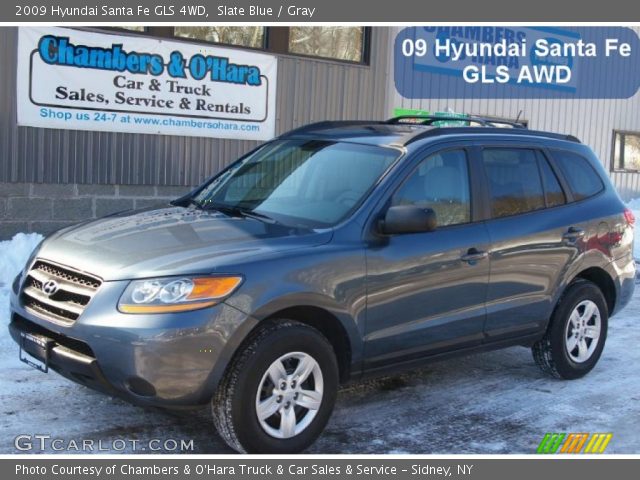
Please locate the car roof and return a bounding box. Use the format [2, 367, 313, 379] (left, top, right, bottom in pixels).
[279, 116, 581, 148]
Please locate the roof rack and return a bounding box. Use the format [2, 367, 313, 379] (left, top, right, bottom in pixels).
[393, 126, 581, 146]
[281, 120, 385, 137]
[277, 117, 581, 146]
[387, 115, 527, 129]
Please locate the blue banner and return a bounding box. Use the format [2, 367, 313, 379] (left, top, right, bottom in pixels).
[394, 27, 640, 99]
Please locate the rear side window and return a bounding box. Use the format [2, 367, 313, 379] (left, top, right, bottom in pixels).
[482, 148, 545, 218]
[537, 153, 566, 207]
[551, 150, 604, 201]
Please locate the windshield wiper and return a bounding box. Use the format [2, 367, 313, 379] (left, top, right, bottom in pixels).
[206, 203, 279, 225]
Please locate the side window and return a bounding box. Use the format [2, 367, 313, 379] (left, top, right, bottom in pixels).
[552, 150, 604, 201]
[392, 149, 471, 227]
[482, 148, 545, 218]
[537, 152, 566, 207]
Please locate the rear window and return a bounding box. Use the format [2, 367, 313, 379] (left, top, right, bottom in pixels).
[552, 150, 604, 201]
[482, 148, 545, 218]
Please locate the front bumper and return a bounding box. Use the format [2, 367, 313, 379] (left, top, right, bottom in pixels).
[8, 276, 257, 408]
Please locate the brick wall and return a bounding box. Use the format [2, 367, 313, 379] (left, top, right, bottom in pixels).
[0, 183, 194, 240]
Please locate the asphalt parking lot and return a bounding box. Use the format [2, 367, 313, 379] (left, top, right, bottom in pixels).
[2, 275, 639, 454]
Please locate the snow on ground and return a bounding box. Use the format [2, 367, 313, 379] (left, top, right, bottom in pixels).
[0, 233, 42, 339]
[627, 198, 640, 259]
[0, 224, 639, 454]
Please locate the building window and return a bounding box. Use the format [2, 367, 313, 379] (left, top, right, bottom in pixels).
[174, 27, 265, 49]
[288, 27, 366, 62]
[613, 131, 640, 172]
[95, 26, 371, 64]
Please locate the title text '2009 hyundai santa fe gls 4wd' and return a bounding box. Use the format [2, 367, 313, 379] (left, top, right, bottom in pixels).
[8, 116, 636, 453]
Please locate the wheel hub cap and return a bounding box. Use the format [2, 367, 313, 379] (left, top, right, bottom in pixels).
[255, 352, 324, 439]
[565, 300, 601, 363]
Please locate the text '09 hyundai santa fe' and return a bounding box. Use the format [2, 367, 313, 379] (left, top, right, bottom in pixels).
[8, 116, 636, 453]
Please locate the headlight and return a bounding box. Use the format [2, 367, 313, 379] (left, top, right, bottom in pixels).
[22, 239, 44, 276]
[118, 276, 243, 314]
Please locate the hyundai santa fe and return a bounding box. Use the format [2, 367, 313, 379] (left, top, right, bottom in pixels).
[8, 116, 636, 453]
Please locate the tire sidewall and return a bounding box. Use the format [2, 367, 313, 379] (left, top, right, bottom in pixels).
[230, 324, 338, 453]
[550, 282, 608, 379]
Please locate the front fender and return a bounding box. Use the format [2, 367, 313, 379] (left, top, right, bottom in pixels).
[219, 245, 368, 382]
[247, 291, 364, 366]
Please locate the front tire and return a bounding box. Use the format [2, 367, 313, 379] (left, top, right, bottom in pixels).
[532, 279, 608, 380]
[212, 320, 338, 453]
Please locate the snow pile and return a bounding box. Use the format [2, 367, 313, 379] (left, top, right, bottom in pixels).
[0, 233, 43, 323]
[628, 198, 640, 259]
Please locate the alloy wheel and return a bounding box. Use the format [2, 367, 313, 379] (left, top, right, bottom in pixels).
[564, 300, 601, 363]
[255, 352, 324, 439]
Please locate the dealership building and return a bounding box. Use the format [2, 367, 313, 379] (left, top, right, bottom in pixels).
[1, 25, 639, 239]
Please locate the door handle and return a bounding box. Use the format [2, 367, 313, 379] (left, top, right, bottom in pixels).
[460, 248, 488, 264]
[562, 227, 586, 242]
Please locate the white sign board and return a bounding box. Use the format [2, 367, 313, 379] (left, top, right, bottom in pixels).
[17, 27, 278, 140]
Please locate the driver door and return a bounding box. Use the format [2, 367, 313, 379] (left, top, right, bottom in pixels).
[364, 148, 491, 369]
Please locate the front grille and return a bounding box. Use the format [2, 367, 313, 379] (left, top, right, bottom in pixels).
[21, 260, 102, 324]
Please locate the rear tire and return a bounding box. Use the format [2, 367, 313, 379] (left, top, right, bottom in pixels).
[212, 320, 338, 453]
[532, 279, 608, 380]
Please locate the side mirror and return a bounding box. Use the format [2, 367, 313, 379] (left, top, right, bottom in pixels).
[379, 205, 437, 235]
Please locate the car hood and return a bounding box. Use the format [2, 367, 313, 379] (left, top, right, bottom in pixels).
[36, 207, 332, 281]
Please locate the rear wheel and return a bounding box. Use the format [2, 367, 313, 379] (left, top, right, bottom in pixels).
[532, 279, 608, 379]
[212, 320, 338, 453]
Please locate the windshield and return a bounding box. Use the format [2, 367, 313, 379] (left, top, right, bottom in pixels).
[192, 139, 400, 228]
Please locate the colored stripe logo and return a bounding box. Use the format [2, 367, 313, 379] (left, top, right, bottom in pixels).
[538, 433, 612, 454]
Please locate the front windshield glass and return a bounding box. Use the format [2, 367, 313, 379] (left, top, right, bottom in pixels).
[193, 139, 401, 228]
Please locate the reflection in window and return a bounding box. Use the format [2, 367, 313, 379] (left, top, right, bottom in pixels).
[174, 27, 265, 48]
[483, 149, 545, 218]
[553, 150, 604, 201]
[537, 153, 566, 207]
[288, 27, 365, 62]
[195, 140, 398, 227]
[393, 150, 471, 227]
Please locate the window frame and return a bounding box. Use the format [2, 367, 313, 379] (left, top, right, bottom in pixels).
[172, 26, 268, 51]
[94, 27, 372, 66]
[388, 147, 476, 230]
[92, 26, 151, 35]
[611, 130, 640, 173]
[283, 27, 371, 65]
